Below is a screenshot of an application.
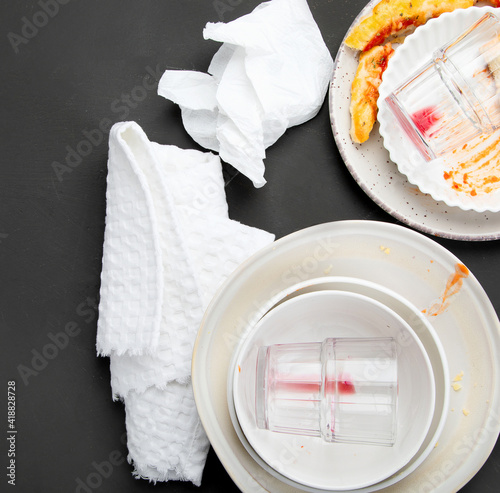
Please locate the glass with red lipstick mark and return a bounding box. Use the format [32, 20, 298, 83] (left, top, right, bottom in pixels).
[385, 12, 500, 161]
[255, 337, 398, 447]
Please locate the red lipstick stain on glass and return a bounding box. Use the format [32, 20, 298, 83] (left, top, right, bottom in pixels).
[411, 106, 441, 135]
[274, 379, 356, 395]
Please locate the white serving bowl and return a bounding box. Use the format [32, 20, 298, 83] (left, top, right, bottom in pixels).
[229, 288, 436, 491]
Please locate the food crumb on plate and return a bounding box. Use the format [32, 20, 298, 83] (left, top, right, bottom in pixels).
[452, 382, 462, 391]
[463, 408, 470, 416]
[453, 370, 464, 382]
[379, 245, 391, 254]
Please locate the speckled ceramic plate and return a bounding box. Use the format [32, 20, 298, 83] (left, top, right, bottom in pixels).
[192, 220, 500, 493]
[329, 1, 500, 240]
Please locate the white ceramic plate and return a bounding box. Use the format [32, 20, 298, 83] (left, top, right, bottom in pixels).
[192, 220, 500, 493]
[329, 1, 500, 240]
[228, 275, 450, 492]
[230, 290, 435, 491]
[378, 7, 500, 213]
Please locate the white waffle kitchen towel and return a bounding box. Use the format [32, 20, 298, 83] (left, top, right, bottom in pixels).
[158, 0, 333, 188]
[96, 121, 275, 484]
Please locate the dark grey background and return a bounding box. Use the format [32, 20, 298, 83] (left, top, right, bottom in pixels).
[1, 0, 499, 492]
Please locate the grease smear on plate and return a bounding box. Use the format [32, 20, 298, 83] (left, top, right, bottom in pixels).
[443, 129, 500, 196]
[424, 263, 469, 316]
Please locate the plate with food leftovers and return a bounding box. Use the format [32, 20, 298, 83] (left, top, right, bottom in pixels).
[378, 8, 500, 213]
[330, 0, 500, 240]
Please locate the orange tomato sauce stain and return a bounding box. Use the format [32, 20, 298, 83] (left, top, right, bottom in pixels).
[442, 130, 500, 196]
[427, 263, 469, 316]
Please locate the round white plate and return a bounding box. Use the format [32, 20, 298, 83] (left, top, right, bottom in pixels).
[329, 1, 500, 240]
[226, 275, 450, 492]
[231, 290, 435, 491]
[192, 220, 500, 493]
[378, 7, 500, 213]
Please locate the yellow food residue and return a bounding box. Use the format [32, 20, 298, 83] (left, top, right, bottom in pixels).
[452, 382, 463, 392]
[453, 370, 464, 382]
[344, 0, 474, 52]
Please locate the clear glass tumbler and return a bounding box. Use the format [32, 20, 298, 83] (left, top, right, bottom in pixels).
[255, 337, 398, 446]
[385, 12, 500, 160]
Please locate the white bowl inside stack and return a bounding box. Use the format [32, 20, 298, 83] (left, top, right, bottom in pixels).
[228, 284, 439, 491]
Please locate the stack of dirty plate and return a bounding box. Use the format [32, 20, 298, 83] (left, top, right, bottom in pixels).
[192, 221, 500, 493]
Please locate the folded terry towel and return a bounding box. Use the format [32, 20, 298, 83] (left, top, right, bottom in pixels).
[96, 121, 275, 484]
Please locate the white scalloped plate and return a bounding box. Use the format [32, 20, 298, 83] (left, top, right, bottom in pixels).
[378, 7, 500, 213]
[329, 2, 500, 240]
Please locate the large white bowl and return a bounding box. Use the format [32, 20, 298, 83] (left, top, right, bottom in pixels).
[378, 7, 500, 213]
[229, 285, 438, 491]
[245, 275, 450, 488]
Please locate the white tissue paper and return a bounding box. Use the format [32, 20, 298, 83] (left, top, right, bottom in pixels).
[158, 0, 334, 188]
[96, 121, 275, 485]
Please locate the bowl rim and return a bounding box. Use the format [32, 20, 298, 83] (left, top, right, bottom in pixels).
[229, 287, 437, 491]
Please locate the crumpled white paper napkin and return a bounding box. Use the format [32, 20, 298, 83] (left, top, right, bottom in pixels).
[96, 121, 275, 485]
[158, 0, 333, 188]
